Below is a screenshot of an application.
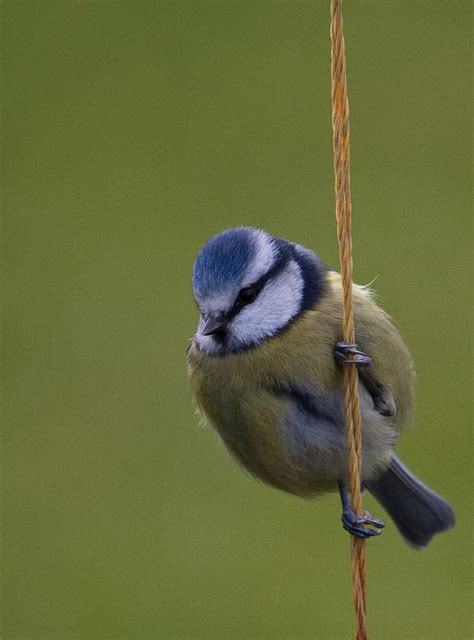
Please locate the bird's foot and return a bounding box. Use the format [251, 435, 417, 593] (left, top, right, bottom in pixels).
[335, 342, 372, 367]
[341, 509, 385, 538]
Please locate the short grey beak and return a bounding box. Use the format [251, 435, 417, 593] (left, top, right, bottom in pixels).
[202, 314, 228, 337]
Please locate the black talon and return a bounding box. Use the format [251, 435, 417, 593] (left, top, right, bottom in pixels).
[361, 510, 385, 529]
[335, 341, 372, 367]
[341, 511, 383, 538]
[336, 342, 396, 417]
[338, 481, 385, 540]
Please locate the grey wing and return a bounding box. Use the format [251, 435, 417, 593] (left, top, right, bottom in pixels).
[273, 380, 398, 487]
[273, 383, 350, 487]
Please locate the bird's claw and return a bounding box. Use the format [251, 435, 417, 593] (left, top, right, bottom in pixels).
[335, 342, 372, 367]
[360, 510, 385, 529]
[341, 509, 385, 539]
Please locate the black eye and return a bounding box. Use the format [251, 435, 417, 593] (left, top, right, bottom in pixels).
[238, 286, 258, 306]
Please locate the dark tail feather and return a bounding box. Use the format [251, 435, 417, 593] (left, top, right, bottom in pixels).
[367, 456, 455, 549]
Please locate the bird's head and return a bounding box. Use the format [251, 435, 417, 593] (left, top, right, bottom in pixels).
[192, 227, 327, 354]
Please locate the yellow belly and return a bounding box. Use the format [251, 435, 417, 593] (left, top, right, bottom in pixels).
[187, 274, 415, 496]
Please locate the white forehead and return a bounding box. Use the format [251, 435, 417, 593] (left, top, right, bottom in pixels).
[196, 229, 278, 314]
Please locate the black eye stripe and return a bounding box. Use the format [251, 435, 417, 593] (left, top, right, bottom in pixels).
[226, 242, 292, 321]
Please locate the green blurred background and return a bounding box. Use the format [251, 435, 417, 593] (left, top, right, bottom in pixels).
[2, 1, 472, 638]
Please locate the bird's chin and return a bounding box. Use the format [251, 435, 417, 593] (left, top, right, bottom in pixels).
[195, 331, 251, 355]
[195, 332, 229, 355]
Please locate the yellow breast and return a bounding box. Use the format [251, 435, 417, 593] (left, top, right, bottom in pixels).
[187, 272, 415, 495]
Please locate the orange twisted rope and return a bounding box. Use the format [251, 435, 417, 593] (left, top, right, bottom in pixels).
[330, 1, 368, 639]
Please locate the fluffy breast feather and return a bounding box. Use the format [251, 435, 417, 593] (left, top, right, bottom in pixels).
[187, 272, 415, 494]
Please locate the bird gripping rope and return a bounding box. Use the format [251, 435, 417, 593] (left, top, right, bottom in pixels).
[330, 1, 368, 638]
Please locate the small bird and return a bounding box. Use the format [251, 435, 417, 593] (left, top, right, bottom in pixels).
[187, 227, 455, 547]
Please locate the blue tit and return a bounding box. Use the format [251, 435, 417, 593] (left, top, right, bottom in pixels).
[187, 227, 455, 547]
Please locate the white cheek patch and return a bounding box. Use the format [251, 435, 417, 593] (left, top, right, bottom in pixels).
[242, 230, 278, 286]
[230, 259, 304, 346]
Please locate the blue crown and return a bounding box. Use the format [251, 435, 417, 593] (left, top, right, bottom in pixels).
[192, 228, 257, 297]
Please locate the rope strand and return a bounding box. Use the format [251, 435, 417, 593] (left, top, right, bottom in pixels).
[330, 1, 368, 638]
